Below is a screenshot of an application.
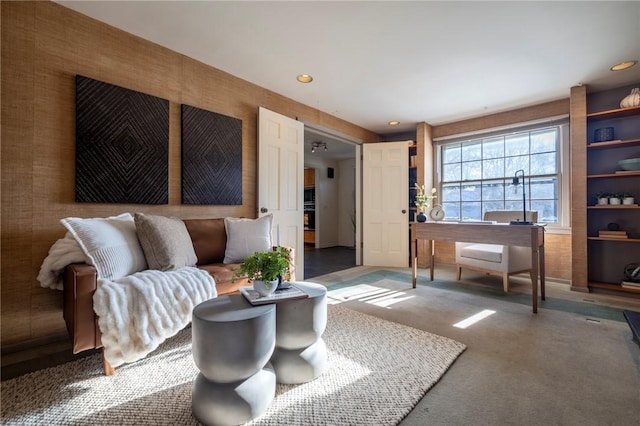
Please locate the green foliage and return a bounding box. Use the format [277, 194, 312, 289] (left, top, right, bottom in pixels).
[233, 246, 292, 284]
[414, 184, 437, 212]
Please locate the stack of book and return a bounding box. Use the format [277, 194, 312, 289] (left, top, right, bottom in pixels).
[598, 230, 628, 239]
[239, 284, 308, 305]
[621, 281, 640, 290]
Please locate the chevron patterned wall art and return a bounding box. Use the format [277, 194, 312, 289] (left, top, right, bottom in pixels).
[181, 104, 242, 205]
[75, 75, 169, 204]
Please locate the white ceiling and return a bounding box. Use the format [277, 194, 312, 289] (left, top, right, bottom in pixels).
[58, 1, 640, 138]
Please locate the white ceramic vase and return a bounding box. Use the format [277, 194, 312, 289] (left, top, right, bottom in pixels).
[609, 197, 621, 205]
[253, 279, 278, 297]
[620, 88, 640, 108]
[623, 197, 635, 205]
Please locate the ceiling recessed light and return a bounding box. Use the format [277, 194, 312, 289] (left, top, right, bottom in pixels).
[388, 120, 400, 126]
[610, 60, 637, 71]
[297, 74, 313, 83]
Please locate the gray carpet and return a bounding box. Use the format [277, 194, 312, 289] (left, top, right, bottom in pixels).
[309, 267, 640, 425]
[326, 269, 630, 321]
[0, 304, 465, 426]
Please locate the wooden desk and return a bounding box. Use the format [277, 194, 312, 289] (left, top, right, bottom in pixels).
[410, 222, 545, 313]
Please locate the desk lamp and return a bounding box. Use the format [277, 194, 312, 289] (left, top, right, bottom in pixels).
[510, 169, 534, 225]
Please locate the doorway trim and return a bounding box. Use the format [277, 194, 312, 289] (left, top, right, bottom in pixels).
[299, 120, 363, 266]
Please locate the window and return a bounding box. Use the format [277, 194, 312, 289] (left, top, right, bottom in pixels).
[438, 126, 564, 224]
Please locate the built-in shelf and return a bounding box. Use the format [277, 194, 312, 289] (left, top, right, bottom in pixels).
[587, 138, 640, 149]
[587, 171, 640, 179]
[408, 143, 417, 223]
[572, 86, 640, 295]
[587, 237, 640, 242]
[587, 205, 640, 209]
[589, 281, 640, 294]
[587, 106, 640, 120]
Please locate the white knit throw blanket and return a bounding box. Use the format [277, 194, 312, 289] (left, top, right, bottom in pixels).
[95, 268, 217, 367]
[37, 233, 87, 290]
[38, 235, 217, 367]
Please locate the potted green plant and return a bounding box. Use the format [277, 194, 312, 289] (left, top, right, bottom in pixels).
[233, 246, 292, 296]
[594, 191, 609, 205]
[414, 184, 437, 222]
[621, 192, 636, 205]
[609, 193, 622, 205]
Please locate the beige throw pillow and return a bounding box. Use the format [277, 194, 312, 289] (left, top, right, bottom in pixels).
[223, 214, 273, 264]
[134, 213, 197, 271]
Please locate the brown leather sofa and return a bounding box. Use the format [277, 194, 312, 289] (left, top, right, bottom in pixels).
[62, 217, 294, 374]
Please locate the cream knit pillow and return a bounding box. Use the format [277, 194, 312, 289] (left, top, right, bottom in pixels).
[61, 213, 147, 280]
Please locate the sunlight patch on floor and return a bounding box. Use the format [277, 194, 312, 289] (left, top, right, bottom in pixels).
[453, 309, 496, 329]
[327, 284, 414, 308]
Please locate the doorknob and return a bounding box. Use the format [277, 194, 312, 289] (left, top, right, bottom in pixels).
[260, 207, 268, 213]
[402, 209, 407, 214]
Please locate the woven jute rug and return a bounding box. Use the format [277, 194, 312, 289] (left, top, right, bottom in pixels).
[1, 304, 465, 425]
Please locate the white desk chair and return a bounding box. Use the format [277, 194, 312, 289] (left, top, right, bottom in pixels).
[455, 211, 538, 292]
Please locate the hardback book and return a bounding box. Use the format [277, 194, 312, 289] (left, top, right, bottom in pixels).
[621, 281, 640, 289]
[598, 230, 628, 238]
[240, 284, 309, 305]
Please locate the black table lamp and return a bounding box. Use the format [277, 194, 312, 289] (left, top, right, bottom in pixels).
[510, 169, 534, 225]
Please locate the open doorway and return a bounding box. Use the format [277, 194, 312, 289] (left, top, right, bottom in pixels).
[303, 127, 359, 279]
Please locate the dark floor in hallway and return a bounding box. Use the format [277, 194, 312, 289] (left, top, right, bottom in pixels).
[304, 245, 356, 279]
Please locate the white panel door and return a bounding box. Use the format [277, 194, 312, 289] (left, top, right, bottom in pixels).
[258, 107, 305, 280]
[363, 141, 409, 267]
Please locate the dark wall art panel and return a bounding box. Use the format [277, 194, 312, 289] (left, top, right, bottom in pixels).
[181, 104, 243, 205]
[75, 75, 169, 204]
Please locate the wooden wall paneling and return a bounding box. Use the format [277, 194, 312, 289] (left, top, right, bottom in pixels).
[0, 1, 380, 348]
[569, 85, 588, 291]
[415, 122, 433, 268]
[1, 1, 36, 343]
[180, 56, 260, 218]
[31, 5, 83, 339]
[433, 99, 570, 140]
[434, 241, 456, 264]
[429, 98, 575, 282]
[433, 234, 571, 281]
[544, 234, 572, 281]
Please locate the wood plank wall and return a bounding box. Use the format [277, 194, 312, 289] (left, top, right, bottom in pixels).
[430, 98, 572, 281]
[0, 2, 380, 347]
[569, 85, 588, 291]
[2, 2, 576, 350]
[433, 234, 572, 282]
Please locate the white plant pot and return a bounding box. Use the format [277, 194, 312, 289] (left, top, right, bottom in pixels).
[252, 279, 278, 297]
[609, 197, 621, 205]
[623, 197, 635, 205]
[598, 197, 609, 205]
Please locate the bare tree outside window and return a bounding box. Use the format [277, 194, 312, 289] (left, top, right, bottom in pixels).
[440, 127, 560, 223]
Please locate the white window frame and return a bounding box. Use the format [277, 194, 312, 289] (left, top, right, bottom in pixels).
[434, 118, 570, 233]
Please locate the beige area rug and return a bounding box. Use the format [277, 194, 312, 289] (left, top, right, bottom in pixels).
[1, 304, 465, 426]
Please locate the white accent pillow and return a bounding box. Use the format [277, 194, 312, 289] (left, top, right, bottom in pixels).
[61, 213, 147, 280]
[223, 214, 273, 264]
